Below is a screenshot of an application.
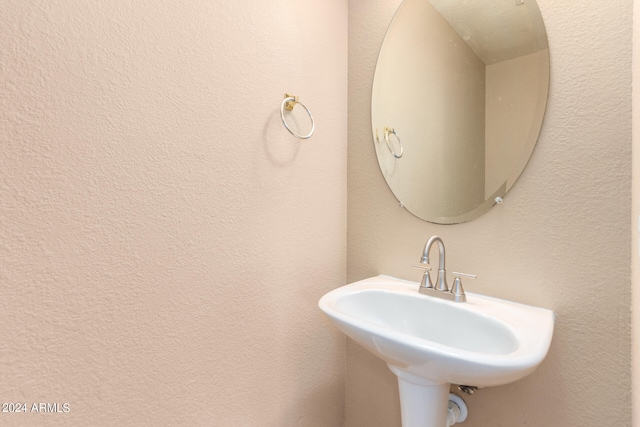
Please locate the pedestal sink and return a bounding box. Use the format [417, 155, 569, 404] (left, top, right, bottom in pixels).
[319, 275, 555, 427]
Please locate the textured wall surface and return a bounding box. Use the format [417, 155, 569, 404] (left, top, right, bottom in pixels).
[0, 1, 347, 425]
[348, 0, 632, 426]
[633, 0, 639, 425]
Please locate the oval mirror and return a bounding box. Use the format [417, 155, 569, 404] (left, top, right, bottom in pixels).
[371, 0, 549, 224]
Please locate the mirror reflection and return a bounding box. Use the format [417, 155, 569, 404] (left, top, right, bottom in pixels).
[371, 0, 549, 224]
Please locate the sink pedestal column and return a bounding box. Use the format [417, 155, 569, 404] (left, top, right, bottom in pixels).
[391, 366, 450, 427]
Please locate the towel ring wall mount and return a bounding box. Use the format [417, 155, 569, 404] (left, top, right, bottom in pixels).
[280, 93, 315, 140]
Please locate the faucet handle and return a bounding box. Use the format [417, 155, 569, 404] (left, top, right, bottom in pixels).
[452, 272, 476, 280]
[412, 263, 434, 289]
[412, 263, 432, 271]
[450, 272, 476, 302]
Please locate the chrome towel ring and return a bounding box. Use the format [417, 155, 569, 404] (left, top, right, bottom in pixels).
[384, 127, 403, 158]
[280, 93, 315, 139]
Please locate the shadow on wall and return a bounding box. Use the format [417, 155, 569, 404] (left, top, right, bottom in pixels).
[263, 105, 316, 167]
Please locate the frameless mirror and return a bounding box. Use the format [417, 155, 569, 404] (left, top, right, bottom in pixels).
[372, 0, 549, 224]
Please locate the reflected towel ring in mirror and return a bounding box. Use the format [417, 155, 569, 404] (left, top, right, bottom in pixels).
[280, 93, 315, 139]
[384, 127, 403, 158]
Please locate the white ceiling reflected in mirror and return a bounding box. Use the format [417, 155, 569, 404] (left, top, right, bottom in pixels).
[372, 0, 549, 224]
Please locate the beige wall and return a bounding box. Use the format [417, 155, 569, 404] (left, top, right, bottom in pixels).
[0, 1, 347, 426]
[633, 0, 640, 424]
[349, 1, 632, 427]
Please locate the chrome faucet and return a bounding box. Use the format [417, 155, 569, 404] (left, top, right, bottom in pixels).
[412, 235, 475, 303]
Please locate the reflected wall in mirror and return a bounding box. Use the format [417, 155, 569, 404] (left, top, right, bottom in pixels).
[372, 0, 549, 224]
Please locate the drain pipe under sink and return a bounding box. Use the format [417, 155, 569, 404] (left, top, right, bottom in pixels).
[446, 394, 468, 426]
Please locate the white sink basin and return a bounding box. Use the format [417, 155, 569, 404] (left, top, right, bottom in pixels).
[319, 275, 555, 388]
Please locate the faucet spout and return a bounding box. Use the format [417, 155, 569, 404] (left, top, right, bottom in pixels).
[421, 235, 448, 291]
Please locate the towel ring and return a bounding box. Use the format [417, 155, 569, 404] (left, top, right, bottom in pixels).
[280, 94, 315, 139]
[384, 127, 403, 158]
